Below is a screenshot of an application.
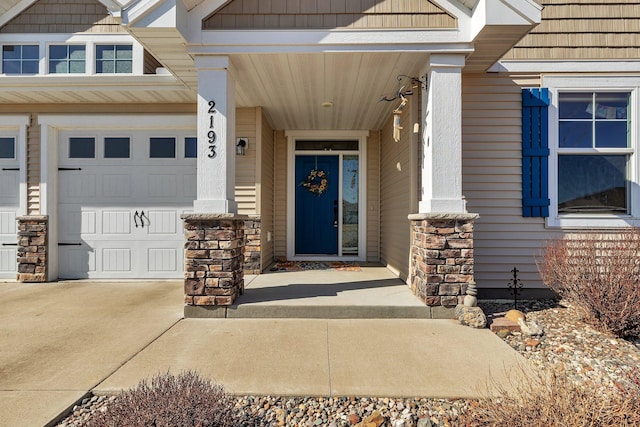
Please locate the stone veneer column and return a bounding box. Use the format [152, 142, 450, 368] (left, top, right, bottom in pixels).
[408, 213, 479, 311]
[17, 215, 48, 282]
[182, 214, 245, 307]
[243, 216, 261, 274]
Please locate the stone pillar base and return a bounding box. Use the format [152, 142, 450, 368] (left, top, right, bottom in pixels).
[17, 216, 48, 283]
[243, 216, 261, 274]
[182, 214, 246, 307]
[408, 213, 479, 308]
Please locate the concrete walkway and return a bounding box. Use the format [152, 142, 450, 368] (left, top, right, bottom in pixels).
[0, 278, 532, 427]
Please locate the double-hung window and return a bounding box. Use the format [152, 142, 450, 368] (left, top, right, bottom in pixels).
[548, 77, 638, 227]
[2, 45, 39, 74]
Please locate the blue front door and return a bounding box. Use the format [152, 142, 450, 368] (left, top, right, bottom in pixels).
[295, 155, 339, 255]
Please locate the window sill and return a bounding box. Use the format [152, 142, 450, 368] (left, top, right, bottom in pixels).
[546, 214, 640, 229]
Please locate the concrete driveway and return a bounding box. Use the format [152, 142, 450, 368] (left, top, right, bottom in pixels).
[0, 280, 183, 427]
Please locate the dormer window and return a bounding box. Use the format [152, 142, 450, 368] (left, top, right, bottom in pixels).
[96, 45, 133, 74]
[49, 45, 85, 74]
[2, 45, 38, 74]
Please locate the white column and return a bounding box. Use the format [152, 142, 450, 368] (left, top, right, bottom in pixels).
[193, 56, 237, 213]
[419, 54, 467, 214]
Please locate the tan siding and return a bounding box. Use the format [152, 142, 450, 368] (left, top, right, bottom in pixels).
[366, 130, 380, 262]
[503, 1, 640, 60]
[203, 0, 456, 29]
[259, 109, 275, 269]
[462, 74, 561, 288]
[273, 130, 287, 259]
[379, 102, 412, 281]
[27, 119, 40, 214]
[235, 108, 257, 215]
[1, 0, 125, 34]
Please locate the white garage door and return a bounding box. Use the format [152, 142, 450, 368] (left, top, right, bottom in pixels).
[0, 136, 19, 279]
[58, 131, 196, 279]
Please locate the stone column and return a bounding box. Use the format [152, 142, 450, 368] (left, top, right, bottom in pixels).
[243, 216, 261, 274]
[182, 214, 245, 309]
[17, 215, 48, 282]
[408, 213, 478, 316]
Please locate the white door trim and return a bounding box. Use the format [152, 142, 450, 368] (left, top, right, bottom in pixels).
[0, 115, 29, 218]
[285, 130, 368, 261]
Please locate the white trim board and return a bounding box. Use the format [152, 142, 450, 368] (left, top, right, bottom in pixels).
[489, 60, 640, 74]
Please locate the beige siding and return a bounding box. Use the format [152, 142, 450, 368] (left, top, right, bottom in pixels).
[273, 130, 287, 259]
[259, 109, 275, 269]
[503, 0, 640, 60]
[235, 108, 257, 215]
[366, 130, 380, 262]
[27, 119, 40, 215]
[462, 73, 561, 289]
[1, 0, 124, 34]
[204, 0, 456, 30]
[379, 103, 413, 281]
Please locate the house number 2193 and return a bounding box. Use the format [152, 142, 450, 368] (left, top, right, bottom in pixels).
[207, 100, 217, 158]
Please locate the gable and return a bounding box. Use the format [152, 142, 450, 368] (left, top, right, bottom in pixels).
[203, 0, 457, 30]
[503, 0, 640, 60]
[1, 0, 124, 33]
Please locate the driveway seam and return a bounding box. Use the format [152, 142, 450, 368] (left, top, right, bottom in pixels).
[88, 317, 184, 393]
[325, 321, 332, 396]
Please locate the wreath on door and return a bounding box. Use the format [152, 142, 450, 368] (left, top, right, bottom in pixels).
[301, 169, 328, 195]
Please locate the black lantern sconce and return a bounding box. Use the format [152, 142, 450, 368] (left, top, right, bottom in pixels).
[236, 138, 248, 156]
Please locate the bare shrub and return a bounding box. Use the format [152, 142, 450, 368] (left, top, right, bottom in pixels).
[86, 371, 239, 427]
[537, 228, 640, 339]
[463, 366, 640, 427]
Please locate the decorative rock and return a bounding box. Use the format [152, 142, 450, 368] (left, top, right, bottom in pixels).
[489, 316, 521, 334]
[455, 305, 487, 328]
[355, 410, 385, 427]
[525, 338, 541, 348]
[505, 309, 526, 323]
[518, 319, 544, 336]
[349, 413, 361, 425]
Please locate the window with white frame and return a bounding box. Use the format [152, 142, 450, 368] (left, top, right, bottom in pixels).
[547, 76, 639, 227]
[49, 45, 85, 74]
[95, 44, 132, 74]
[2, 45, 38, 74]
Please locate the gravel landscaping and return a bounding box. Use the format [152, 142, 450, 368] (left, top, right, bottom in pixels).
[58, 298, 640, 427]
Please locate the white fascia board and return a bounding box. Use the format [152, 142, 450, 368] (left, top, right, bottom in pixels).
[190, 29, 468, 53]
[468, 0, 541, 41]
[121, 0, 188, 34]
[0, 0, 37, 29]
[38, 113, 195, 130]
[0, 75, 185, 91]
[188, 42, 474, 55]
[186, 0, 228, 41]
[0, 33, 139, 43]
[489, 60, 640, 74]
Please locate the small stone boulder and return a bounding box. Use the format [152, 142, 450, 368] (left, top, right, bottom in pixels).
[455, 304, 487, 329]
[505, 309, 526, 323]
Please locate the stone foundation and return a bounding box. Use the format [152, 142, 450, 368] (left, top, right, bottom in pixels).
[243, 216, 261, 274]
[182, 214, 246, 307]
[17, 215, 48, 282]
[408, 213, 479, 307]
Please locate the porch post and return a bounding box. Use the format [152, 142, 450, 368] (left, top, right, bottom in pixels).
[183, 56, 245, 314]
[409, 54, 479, 318]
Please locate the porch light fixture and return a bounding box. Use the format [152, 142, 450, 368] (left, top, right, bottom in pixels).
[236, 138, 248, 156]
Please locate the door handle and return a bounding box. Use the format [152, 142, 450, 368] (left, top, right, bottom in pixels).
[333, 200, 338, 228]
[140, 210, 148, 228]
[134, 210, 140, 228]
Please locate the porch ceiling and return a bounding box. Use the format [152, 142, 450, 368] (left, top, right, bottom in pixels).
[231, 51, 430, 131]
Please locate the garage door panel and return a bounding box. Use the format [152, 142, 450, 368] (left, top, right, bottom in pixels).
[0, 172, 17, 200]
[102, 248, 132, 272]
[60, 207, 96, 236]
[184, 174, 196, 198]
[148, 174, 177, 198]
[59, 246, 95, 278]
[0, 248, 16, 273]
[102, 211, 132, 235]
[148, 248, 177, 272]
[102, 174, 132, 198]
[147, 210, 177, 235]
[0, 211, 16, 234]
[60, 173, 96, 200]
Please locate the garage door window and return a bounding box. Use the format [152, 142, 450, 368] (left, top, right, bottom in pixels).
[0, 137, 15, 158]
[185, 137, 197, 158]
[150, 137, 176, 158]
[69, 137, 95, 158]
[104, 137, 130, 158]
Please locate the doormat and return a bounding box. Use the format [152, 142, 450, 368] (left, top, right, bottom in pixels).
[269, 260, 362, 272]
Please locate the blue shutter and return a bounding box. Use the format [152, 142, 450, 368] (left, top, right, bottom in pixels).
[522, 88, 550, 217]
